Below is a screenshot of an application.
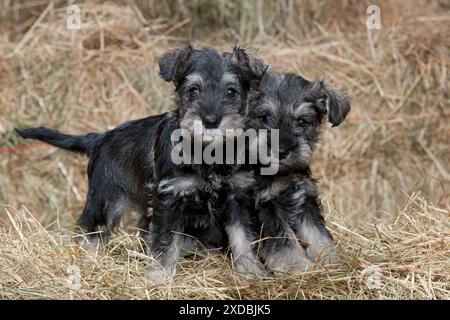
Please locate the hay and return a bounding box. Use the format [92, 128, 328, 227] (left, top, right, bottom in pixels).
[0, 1, 449, 299]
[1, 194, 448, 299]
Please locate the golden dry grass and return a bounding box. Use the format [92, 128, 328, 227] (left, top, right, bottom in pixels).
[0, 0, 449, 299]
[1, 194, 448, 299]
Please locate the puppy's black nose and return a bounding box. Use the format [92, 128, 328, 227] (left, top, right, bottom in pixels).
[203, 115, 220, 129]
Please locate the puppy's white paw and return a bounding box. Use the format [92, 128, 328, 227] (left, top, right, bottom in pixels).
[319, 250, 341, 265]
[269, 257, 315, 273]
[234, 257, 267, 277]
[148, 266, 175, 285]
[265, 246, 314, 273]
[147, 259, 176, 285]
[307, 244, 341, 266]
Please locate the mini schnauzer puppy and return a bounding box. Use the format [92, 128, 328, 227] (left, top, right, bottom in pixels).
[16, 45, 268, 280]
[246, 72, 350, 272]
[147, 45, 267, 280]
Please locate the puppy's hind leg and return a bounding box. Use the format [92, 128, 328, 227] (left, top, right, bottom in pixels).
[75, 188, 107, 250]
[136, 205, 152, 238]
[135, 205, 153, 253]
[104, 196, 130, 234]
[76, 190, 129, 249]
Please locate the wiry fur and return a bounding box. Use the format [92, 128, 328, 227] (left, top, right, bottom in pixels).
[15, 45, 268, 281]
[148, 45, 267, 280]
[247, 72, 350, 271]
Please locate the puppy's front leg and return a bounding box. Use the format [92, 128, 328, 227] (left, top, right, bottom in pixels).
[258, 204, 313, 272]
[146, 193, 184, 284]
[226, 221, 266, 276]
[147, 229, 183, 284]
[226, 196, 265, 276]
[297, 201, 340, 265]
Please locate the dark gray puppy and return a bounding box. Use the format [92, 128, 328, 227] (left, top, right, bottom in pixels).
[15, 45, 268, 281]
[246, 72, 350, 272]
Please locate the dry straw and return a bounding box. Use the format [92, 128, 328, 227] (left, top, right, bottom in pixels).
[1, 194, 448, 299]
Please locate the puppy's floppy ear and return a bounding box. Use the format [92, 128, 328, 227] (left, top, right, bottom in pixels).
[232, 46, 268, 81]
[312, 78, 351, 127]
[159, 44, 194, 82]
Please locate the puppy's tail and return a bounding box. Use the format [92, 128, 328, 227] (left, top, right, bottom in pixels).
[15, 127, 100, 155]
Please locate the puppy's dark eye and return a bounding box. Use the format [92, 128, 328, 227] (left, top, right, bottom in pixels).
[189, 87, 200, 98]
[259, 114, 271, 125]
[297, 119, 307, 127]
[226, 87, 237, 98]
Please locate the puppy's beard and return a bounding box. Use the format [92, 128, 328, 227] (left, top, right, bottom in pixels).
[277, 143, 312, 171]
[180, 114, 244, 145]
[261, 137, 312, 172]
[201, 128, 223, 144]
[220, 113, 244, 132]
